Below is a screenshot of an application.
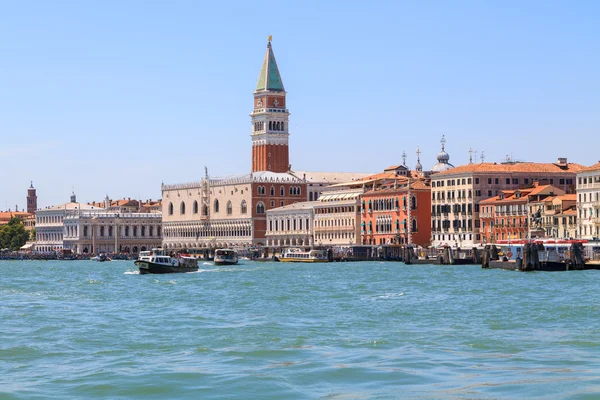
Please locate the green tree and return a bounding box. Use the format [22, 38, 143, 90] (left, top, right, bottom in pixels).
[0, 217, 29, 251]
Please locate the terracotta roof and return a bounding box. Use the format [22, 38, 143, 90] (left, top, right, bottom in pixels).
[556, 194, 577, 201]
[581, 162, 600, 173]
[0, 211, 31, 221]
[434, 162, 586, 176]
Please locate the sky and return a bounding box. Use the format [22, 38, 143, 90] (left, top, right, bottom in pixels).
[1, 0, 599, 211]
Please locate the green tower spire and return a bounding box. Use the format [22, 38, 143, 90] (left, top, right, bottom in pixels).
[255, 37, 285, 92]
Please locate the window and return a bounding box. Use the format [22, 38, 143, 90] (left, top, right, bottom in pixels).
[168, 202, 173, 215]
[270, 186, 275, 196]
[214, 199, 219, 213]
[280, 201, 285, 207]
[202, 205, 208, 216]
[180, 202, 186, 215]
[241, 200, 247, 214]
[257, 202, 265, 214]
[506, 178, 510, 184]
[193, 200, 198, 214]
[280, 186, 284, 196]
[488, 178, 492, 184]
[226, 201, 232, 215]
[475, 178, 479, 184]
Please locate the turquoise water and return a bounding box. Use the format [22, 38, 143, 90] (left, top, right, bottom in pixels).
[1, 260, 599, 399]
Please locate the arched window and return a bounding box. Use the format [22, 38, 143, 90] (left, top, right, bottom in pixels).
[100, 226, 104, 237]
[280, 186, 284, 196]
[83, 226, 88, 236]
[141, 226, 145, 237]
[193, 200, 198, 214]
[202, 205, 208, 216]
[227, 201, 232, 215]
[281, 122, 284, 131]
[270, 186, 275, 196]
[241, 200, 247, 214]
[297, 186, 301, 196]
[133, 226, 138, 237]
[108, 226, 113, 237]
[214, 199, 219, 213]
[168, 202, 174, 215]
[289, 187, 294, 195]
[269, 121, 272, 130]
[149, 226, 153, 236]
[257, 202, 265, 214]
[412, 196, 417, 210]
[157, 227, 161, 237]
[180, 202, 186, 215]
[125, 226, 129, 236]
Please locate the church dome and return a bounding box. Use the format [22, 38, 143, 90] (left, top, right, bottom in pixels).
[431, 135, 454, 173]
[437, 149, 450, 163]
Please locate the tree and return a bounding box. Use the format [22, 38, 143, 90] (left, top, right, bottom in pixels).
[0, 217, 29, 251]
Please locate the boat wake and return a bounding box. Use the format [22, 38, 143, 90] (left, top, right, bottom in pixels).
[361, 292, 405, 301]
[124, 270, 139, 275]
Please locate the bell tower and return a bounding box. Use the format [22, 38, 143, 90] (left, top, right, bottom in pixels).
[27, 181, 37, 214]
[251, 36, 290, 173]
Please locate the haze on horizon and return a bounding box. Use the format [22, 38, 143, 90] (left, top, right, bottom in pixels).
[1, 0, 598, 210]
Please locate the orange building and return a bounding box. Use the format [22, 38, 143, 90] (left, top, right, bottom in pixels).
[360, 179, 431, 247]
[479, 184, 564, 244]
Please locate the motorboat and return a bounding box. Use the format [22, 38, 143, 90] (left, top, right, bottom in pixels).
[135, 248, 198, 274]
[214, 249, 239, 266]
[278, 248, 329, 263]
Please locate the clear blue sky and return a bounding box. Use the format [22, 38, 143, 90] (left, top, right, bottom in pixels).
[1, 0, 598, 211]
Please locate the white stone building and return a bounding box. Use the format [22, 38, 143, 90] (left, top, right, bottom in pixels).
[35, 193, 102, 252]
[576, 162, 600, 239]
[265, 201, 317, 247]
[63, 210, 162, 254]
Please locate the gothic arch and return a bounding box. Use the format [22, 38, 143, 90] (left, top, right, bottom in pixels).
[214, 199, 219, 213]
[193, 200, 199, 214]
[168, 202, 174, 215]
[180, 202, 186, 215]
[227, 201, 233, 215]
[241, 200, 247, 214]
[257, 202, 265, 214]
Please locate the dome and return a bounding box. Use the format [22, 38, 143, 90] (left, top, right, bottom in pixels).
[437, 150, 450, 163]
[431, 161, 454, 173]
[415, 160, 423, 172]
[430, 135, 455, 173]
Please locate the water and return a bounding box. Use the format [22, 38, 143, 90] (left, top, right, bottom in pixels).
[1, 260, 599, 399]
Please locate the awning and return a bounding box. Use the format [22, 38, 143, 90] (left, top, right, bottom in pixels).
[20, 243, 33, 250]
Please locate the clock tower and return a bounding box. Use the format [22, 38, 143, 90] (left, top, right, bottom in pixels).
[251, 37, 290, 173]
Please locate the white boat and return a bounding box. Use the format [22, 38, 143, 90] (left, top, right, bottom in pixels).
[278, 248, 329, 263]
[134, 248, 198, 274]
[214, 249, 239, 265]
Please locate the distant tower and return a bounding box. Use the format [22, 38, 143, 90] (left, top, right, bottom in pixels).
[104, 194, 110, 209]
[251, 36, 290, 173]
[415, 147, 423, 172]
[27, 181, 37, 214]
[70, 191, 77, 203]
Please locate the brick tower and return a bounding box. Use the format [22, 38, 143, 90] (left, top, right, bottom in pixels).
[251, 37, 290, 173]
[27, 181, 37, 214]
